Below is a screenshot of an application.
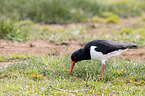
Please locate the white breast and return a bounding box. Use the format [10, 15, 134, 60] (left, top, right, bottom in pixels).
[90, 46, 128, 61]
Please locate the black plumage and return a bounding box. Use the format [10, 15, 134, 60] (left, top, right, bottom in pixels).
[83, 40, 137, 55]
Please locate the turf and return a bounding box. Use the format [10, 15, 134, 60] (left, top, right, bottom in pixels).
[0, 56, 144, 95]
[0, 0, 145, 95]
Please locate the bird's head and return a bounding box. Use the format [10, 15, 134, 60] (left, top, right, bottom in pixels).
[70, 49, 83, 75]
[69, 48, 90, 75]
[71, 49, 83, 63]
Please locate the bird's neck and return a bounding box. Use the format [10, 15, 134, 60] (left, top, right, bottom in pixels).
[80, 50, 91, 61]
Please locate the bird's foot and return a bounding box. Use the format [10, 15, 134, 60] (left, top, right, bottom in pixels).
[96, 74, 102, 81]
[97, 74, 102, 78]
[96, 78, 100, 81]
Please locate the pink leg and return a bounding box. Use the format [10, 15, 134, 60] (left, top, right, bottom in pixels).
[97, 64, 105, 80]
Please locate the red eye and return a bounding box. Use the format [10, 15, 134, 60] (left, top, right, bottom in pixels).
[74, 56, 76, 59]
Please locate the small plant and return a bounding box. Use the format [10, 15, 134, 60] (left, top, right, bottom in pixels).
[0, 18, 36, 42]
[101, 12, 119, 24]
[106, 16, 119, 24]
[118, 28, 133, 35]
[30, 74, 45, 81]
[90, 16, 105, 23]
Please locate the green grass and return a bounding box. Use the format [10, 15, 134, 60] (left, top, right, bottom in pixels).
[0, 54, 35, 62]
[0, 0, 145, 24]
[0, 18, 86, 42]
[85, 27, 145, 47]
[0, 17, 145, 47]
[0, 56, 144, 95]
[0, 18, 36, 42]
[0, 0, 145, 95]
[0, 0, 145, 46]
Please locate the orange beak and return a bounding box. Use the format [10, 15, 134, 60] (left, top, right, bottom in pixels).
[69, 61, 76, 76]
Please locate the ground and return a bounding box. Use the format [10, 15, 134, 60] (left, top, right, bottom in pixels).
[0, 39, 144, 67]
[0, 16, 144, 67]
[0, 18, 145, 96]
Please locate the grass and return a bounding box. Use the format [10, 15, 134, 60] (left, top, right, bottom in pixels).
[0, 0, 145, 24]
[0, 0, 145, 45]
[0, 18, 36, 42]
[86, 27, 145, 47]
[0, 18, 86, 42]
[0, 17, 145, 47]
[0, 54, 34, 62]
[0, 0, 145, 95]
[0, 56, 144, 95]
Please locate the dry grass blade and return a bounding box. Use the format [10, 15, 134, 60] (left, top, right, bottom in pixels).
[50, 85, 89, 93]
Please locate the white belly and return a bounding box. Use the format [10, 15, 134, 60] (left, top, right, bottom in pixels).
[90, 46, 127, 61]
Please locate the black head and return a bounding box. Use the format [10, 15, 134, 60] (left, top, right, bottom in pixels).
[69, 48, 91, 75]
[71, 49, 83, 62]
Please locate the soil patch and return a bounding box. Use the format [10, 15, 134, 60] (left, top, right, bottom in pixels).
[0, 39, 82, 55]
[0, 39, 144, 68]
[0, 39, 144, 60]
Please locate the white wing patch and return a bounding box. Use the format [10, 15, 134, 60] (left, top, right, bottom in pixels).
[90, 46, 128, 61]
[90, 46, 105, 61]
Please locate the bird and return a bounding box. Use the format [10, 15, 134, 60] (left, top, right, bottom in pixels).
[69, 40, 138, 79]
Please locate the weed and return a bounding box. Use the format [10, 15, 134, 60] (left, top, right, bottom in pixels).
[106, 16, 119, 24]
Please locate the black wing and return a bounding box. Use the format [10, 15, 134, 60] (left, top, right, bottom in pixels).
[83, 40, 137, 55]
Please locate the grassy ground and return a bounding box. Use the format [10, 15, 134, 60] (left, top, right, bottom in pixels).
[0, 0, 145, 95]
[0, 0, 145, 24]
[0, 56, 144, 95]
[0, 16, 145, 96]
[0, 17, 145, 46]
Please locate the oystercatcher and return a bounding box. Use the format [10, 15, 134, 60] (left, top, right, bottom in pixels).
[69, 40, 137, 79]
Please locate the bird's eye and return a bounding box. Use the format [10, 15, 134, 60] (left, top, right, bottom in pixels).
[74, 56, 76, 59]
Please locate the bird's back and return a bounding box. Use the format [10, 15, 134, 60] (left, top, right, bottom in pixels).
[83, 40, 137, 55]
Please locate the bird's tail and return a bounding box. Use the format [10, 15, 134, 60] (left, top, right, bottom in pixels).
[126, 44, 138, 49]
